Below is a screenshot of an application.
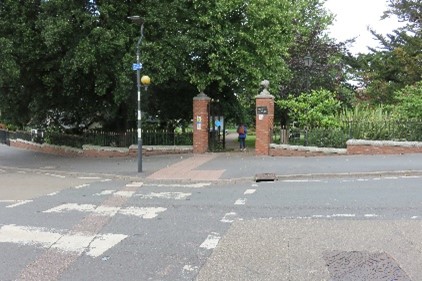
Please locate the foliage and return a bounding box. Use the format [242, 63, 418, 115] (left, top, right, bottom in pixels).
[392, 81, 422, 119]
[0, 0, 136, 131]
[277, 89, 341, 128]
[0, 0, 319, 131]
[351, 0, 422, 104]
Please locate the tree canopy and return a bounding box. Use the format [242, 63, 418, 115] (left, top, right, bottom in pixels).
[351, 0, 421, 104]
[3, 0, 413, 132]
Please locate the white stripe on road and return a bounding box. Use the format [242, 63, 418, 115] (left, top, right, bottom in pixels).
[6, 200, 33, 208]
[183, 264, 199, 272]
[74, 184, 90, 189]
[45, 173, 66, 179]
[244, 189, 256, 195]
[126, 182, 143, 187]
[234, 198, 247, 205]
[119, 207, 167, 219]
[93, 190, 137, 198]
[281, 179, 322, 183]
[135, 192, 192, 200]
[0, 224, 127, 258]
[101, 179, 112, 182]
[93, 190, 116, 196]
[364, 214, 379, 218]
[114, 191, 136, 197]
[43, 203, 166, 219]
[221, 212, 236, 223]
[47, 191, 59, 196]
[200, 232, 221, 250]
[331, 214, 356, 218]
[143, 182, 212, 188]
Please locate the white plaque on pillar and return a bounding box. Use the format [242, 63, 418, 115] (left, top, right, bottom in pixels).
[259, 114, 264, 120]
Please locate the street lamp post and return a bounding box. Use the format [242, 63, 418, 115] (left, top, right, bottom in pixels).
[128, 15, 145, 172]
[303, 53, 313, 92]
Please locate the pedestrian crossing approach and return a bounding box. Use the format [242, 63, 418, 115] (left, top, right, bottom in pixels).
[0, 178, 209, 263]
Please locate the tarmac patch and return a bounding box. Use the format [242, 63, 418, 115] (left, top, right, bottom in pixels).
[323, 250, 411, 280]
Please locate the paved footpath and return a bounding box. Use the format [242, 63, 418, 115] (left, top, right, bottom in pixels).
[1, 144, 422, 181]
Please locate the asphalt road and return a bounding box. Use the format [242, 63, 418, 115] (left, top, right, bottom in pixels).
[1, 144, 422, 280]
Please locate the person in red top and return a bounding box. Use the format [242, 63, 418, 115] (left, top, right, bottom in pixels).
[237, 123, 247, 151]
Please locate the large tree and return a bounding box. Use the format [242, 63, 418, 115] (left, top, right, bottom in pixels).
[1, 0, 342, 130]
[351, 0, 421, 104]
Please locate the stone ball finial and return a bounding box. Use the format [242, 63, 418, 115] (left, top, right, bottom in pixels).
[260, 80, 270, 89]
[259, 80, 270, 96]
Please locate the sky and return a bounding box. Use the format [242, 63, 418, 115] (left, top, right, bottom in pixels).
[324, 0, 403, 54]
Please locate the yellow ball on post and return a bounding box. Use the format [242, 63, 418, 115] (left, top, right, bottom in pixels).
[141, 75, 151, 86]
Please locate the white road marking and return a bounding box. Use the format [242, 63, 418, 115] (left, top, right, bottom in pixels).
[6, 200, 33, 208]
[251, 183, 258, 187]
[200, 232, 221, 250]
[411, 216, 418, 219]
[135, 192, 191, 200]
[45, 173, 66, 179]
[331, 214, 356, 218]
[118, 207, 167, 219]
[43, 203, 166, 219]
[143, 182, 212, 188]
[234, 198, 247, 205]
[93, 190, 137, 198]
[221, 212, 236, 223]
[126, 182, 143, 187]
[244, 189, 256, 195]
[281, 179, 322, 183]
[312, 215, 325, 218]
[0, 169, 5, 173]
[93, 190, 116, 196]
[47, 192, 59, 196]
[74, 184, 90, 189]
[183, 264, 199, 272]
[0, 224, 127, 258]
[44, 204, 120, 217]
[385, 176, 398, 180]
[86, 233, 128, 257]
[100, 179, 112, 182]
[364, 214, 379, 218]
[113, 191, 136, 198]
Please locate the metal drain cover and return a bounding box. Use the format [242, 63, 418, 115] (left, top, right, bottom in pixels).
[323, 251, 412, 281]
[255, 173, 276, 182]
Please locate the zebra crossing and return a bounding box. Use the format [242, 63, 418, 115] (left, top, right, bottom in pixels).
[0, 179, 207, 261]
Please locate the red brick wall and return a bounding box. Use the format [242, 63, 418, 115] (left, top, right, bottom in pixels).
[255, 96, 274, 155]
[347, 145, 422, 155]
[193, 93, 211, 154]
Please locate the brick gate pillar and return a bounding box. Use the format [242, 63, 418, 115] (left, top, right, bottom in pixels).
[193, 92, 211, 154]
[255, 80, 275, 156]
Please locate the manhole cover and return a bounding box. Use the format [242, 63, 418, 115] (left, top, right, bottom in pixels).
[255, 173, 276, 182]
[323, 251, 412, 281]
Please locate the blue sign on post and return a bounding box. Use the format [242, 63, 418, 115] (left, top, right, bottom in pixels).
[132, 63, 143, 70]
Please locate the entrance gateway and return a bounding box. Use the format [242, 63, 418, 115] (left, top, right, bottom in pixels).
[192, 80, 274, 155]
